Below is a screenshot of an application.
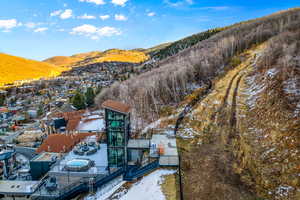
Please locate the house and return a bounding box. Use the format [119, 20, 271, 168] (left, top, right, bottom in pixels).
[43, 110, 105, 134]
[36, 132, 95, 153]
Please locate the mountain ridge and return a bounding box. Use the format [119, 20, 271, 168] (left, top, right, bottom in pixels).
[44, 49, 149, 67]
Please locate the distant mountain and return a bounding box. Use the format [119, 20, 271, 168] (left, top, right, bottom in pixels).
[135, 42, 172, 54]
[43, 56, 81, 67]
[0, 53, 65, 86]
[44, 49, 149, 67]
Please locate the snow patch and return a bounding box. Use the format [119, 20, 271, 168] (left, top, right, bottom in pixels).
[118, 169, 176, 200]
[275, 185, 294, 197]
[85, 177, 125, 200]
[266, 68, 278, 78]
[77, 117, 105, 132]
[283, 78, 300, 96]
[244, 74, 265, 109]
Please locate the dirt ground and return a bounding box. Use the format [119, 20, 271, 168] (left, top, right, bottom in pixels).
[176, 46, 266, 200]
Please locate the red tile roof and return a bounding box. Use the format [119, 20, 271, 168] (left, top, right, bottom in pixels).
[66, 117, 82, 132]
[102, 100, 131, 114]
[52, 110, 86, 132]
[54, 110, 85, 121]
[36, 133, 95, 153]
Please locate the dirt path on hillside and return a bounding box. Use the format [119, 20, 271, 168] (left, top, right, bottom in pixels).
[179, 45, 266, 200]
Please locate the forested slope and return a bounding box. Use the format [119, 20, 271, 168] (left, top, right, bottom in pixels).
[96, 8, 300, 199]
[97, 8, 300, 124]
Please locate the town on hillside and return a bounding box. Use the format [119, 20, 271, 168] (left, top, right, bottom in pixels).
[0, 64, 179, 199]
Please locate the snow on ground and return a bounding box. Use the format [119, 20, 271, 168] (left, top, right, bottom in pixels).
[266, 68, 278, 78]
[244, 74, 265, 109]
[118, 169, 176, 200]
[141, 112, 180, 135]
[77, 117, 105, 132]
[178, 127, 197, 139]
[142, 119, 162, 135]
[283, 78, 300, 96]
[85, 176, 125, 200]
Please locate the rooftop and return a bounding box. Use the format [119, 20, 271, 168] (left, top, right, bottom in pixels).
[102, 100, 131, 114]
[36, 133, 95, 153]
[32, 152, 59, 162]
[0, 180, 39, 195]
[151, 134, 179, 166]
[127, 139, 150, 149]
[52, 110, 85, 121]
[50, 136, 108, 176]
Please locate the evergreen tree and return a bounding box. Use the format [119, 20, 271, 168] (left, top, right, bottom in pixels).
[0, 95, 5, 106]
[37, 104, 44, 117]
[72, 91, 86, 110]
[95, 86, 102, 95]
[85, 87, 95, 107]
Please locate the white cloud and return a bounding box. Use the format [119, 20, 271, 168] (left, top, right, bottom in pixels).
[115, 14, 127, 21]
[63, 3, 68, 7]
[71, 24, 121, 39]
[91, 35, 99, 40]
[24, 22, 44, 29]
[147, 12, 156, 17]
[97, 26, 121, 37]
[71, 24, 98, 35]
[111, 0, 128, 6]
[164, 0, 193, 7]
[34, 27, 48, 33]
[0, 19, 18, 31]
[60, 9, 73, 19]
[50, 10, 62, 17]
[99, 15, 110, 20]
[79, 0, 105, 5]
[78, 14, 96, 19]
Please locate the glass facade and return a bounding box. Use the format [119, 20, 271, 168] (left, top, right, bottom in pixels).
[108, 148, 125, 167]
[105, 109, 130, 167]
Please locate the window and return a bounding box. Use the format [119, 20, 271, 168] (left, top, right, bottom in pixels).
[108, 131, 124, 146]
[108, 148, 124, 167]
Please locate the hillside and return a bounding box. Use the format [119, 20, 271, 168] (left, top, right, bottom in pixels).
[137, 42, 172, 55]
[43, 56, 81, 66]
[44, 49, 149, 67]
[0, 53, 65, 86]
[96, 8, 300, 199]
[148, 28, 223, 61]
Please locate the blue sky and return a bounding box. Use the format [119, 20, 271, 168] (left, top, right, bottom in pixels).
[0, 0, 299, 60]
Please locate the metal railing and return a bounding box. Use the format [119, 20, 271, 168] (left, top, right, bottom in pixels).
[124, 159, 159, 181]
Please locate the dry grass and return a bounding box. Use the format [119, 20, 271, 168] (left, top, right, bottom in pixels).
[0, 53, 66, 86]
[161, 172, 180, 200]
[44, 49, 149, 67]
[43, 56, 81, 66]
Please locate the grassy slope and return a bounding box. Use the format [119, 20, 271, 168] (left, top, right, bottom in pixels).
[44, 49, 149, 67]
[155, 42, 299, 199]
[0, 53, 65, 86]
[43, 56, 81, 66]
